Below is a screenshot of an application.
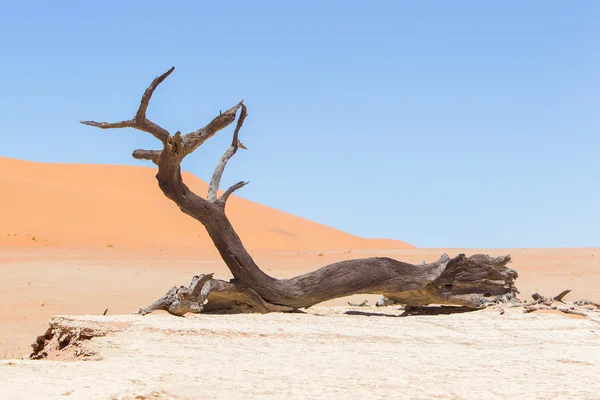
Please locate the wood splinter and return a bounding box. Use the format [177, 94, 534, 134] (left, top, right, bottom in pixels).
[513, 290, 600, 325]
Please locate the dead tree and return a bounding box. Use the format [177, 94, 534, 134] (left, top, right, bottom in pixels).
[81, 67, 519, 315]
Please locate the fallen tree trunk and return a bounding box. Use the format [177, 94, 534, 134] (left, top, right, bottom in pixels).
[81, 67, 519, 315]
[138, 253, 518, 314]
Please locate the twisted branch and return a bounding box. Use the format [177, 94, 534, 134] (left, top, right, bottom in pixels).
[80, 67, 248, 198]
[80, 67, 174, 143]
[218, 181, 250, 205]
[182, 101, 244, 157]
[132, 149, 161, 164]
[81, 68, 535, 317]
[208, 104, 249, 203]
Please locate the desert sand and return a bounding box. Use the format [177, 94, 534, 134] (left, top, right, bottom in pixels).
[1, 157, 599, 398]
[0, 157, 413, 251]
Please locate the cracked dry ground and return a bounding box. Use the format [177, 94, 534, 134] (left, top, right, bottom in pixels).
[1, 306, 599, 400]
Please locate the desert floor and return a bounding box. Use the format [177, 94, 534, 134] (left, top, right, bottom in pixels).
[1, 246, 598, 360]
[1, 158, 599, 398]
[1, 307, 599, 399]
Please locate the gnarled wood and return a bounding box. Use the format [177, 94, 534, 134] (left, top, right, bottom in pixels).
[576, 299, 600, 308]
[138, 274, 294, 315]
[492, 290, 600, 325]
[81, 68, 521, 316]
[81, 67, 174, 143]
[208, 104, 248, 203]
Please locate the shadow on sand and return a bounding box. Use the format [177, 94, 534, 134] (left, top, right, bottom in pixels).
[344, 305, 476, 318]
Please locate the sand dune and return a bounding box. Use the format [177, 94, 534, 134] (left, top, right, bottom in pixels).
[0, 157, 412, 251]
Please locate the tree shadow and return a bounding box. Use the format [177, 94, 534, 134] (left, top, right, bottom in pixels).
[344, 310, 405, 318]
[345, 305, 476, 318]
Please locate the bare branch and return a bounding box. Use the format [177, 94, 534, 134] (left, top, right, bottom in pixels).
[182, 101, 243, 156]
[132, 149, 161, 164]
[553, 289, 572, 302]
[505, 300, 541, 308]
[80, 120, 135, 129]
[231, 104, 248, 148]
[208, 147, 236, 202]
[80, 67, 174, 144]
[557, 307, 589, 317]
[576, 299, 600, 308]
[208, 105, 248, 202]
[135, 120, 171, 143]
[523, 304, 553, 313]
[136, 67, 175, 122]
[189, 273, 215, 299]
[218, 181, 249, 205]
[84, 69, 526, 317]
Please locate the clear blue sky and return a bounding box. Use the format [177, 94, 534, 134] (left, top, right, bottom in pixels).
[1, 1, 598, 248]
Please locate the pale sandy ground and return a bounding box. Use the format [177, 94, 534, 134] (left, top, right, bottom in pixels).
[1, 308, 599, 399]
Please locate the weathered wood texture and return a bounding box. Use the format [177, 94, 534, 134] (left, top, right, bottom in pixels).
[81, 68, 520, 316]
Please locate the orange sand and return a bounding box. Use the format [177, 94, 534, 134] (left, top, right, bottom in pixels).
[0, 157, 413, 251]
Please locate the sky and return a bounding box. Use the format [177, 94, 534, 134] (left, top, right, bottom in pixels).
[1, 1, 598, 248]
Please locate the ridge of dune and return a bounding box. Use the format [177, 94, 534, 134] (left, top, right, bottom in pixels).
[0, 157, 413, 251]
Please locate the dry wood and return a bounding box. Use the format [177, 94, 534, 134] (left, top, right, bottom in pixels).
[81, 67, 174, 144]
[557, 307, 588, 317]
[505, 300, 541, 308]
[82, 67, 520, 316]
[523, 304, 554, 313]
[138, 274, 294, 315]
[576, 299, 600, 308]
[552, 289, 572, 302]
[348, 300, 369, 307]
[507, 289, 600, 325]
[208, 104, 248, 203]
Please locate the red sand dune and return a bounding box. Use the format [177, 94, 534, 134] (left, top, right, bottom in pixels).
[0, 157, 413, 251]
